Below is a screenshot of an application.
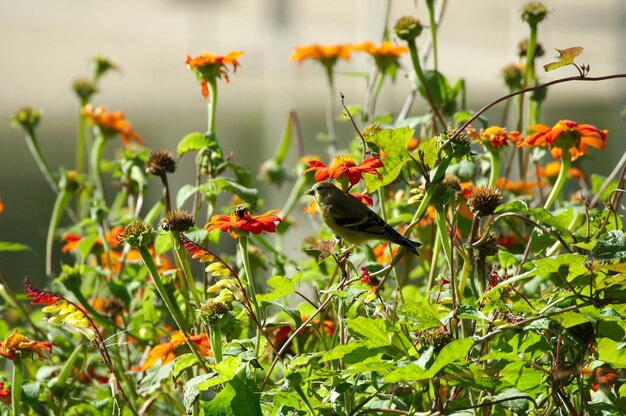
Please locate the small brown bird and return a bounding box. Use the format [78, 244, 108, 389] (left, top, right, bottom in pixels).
[306, 182, 421, 255]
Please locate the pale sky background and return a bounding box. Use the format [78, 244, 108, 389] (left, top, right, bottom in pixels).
[1, 0, 624, 283]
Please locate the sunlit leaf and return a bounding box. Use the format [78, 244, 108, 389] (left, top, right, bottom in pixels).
[543, 47, 584, 72]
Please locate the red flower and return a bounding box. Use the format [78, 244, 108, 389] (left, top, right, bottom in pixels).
[206, 205, 282, 238]
[303, 155, 383, 185]
[82, 104, 143, 146]
[303, 191, 373, 216]
[185, 51, 243, 99]
[0, 381, 10, 405]
[526, 120, 607, 161]
[467, 125, 522, 150]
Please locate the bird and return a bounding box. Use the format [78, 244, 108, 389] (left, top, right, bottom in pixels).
[306, 181, 421, 256]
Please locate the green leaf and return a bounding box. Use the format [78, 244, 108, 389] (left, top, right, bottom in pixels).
[178, 132, 219, 156]
[453, 111, 487, 129]
[154, 232, 171, 255]
[427, 338, 474, 375]
[587, 230, 626, 262]
[489, 388, 533, 413]
[347, 316, 395, 347]
[320, 341, 366, 362]
[591, 174, 618, 203]
[274, 113, 292, 164]
[419, 70, 460, 115]
[364, 127, 414, 193]
[526, 254, 588, 281]
[202, 177, 258, 206]
[554, 312, 589, 329]
[0, 241, 31, 252]
[398, 300, 444, 330]
[197, 356, 242, 391]
[261, 301, 302, 329]
[457, 305, 489, 321]
[200, 371, 262, 416]
[176, 184, 198, 209]
[172, 353, 198, 381]
[137, 360, 174, 396]
[77, 234, 99, 258]
[257, 272, 301, 303]
[598, 337, 626, 368]
[543, 46, 584, 72]
[416, 136, 439, 171]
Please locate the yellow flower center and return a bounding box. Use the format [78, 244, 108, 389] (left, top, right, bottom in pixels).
[331, 155, 356, 168]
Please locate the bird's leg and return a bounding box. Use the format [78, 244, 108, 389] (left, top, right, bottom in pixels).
[339, 244, 354, 263]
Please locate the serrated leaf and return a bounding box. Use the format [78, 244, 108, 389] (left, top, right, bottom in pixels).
[196, 355, 242, 391]
[176, 184, 198, 209]
[543, 46, 584, 72]
[587, 230, 626, 262]
[137, 360, 174, 396]
[347, 316, 395, 347]
[172, 353, 198, 381]
[200, 371, 262, 416]
[398, 300, 444, 330]
[0, 241, 31, 252]
[364, 127, 414, 193]
[177, 132, 219, 156]
[257, 272, 301, 303]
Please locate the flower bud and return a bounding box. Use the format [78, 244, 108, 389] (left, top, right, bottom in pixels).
[118, 220, 154, 248]
[394, 16, 423, 41]
[520, 2, 548, 25]
[11, 107, 41, 132]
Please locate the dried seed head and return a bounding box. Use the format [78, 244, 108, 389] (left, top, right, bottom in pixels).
[162, 209, 195, 232]
[442, 174, 461, 192]
[518, 38, 545, 58]
[467, 186, 502, 217]
[118, 220, 153, 247]
[394, 16, 423, 41]
[418, 326, 453, 352]
[146, 149, 177, 176]
[202, 299, 230, 322]
[474, 232, 499, 259]
[520, 2, 548, 25]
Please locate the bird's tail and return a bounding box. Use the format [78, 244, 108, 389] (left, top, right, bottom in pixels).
[396, 236, 422, 256]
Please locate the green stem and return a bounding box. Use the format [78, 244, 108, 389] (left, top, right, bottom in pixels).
[137, 246, 209, 372]
[53, 344, 83, 388]
[172, 231, 202, 310]
[207, 78, 218, 134]
[24, 127, 58, 193]
[76, 110, 87, 174]
[238, 235, 262, 355]
[523, 23, 538, 88]
[406, 39, 446, 131]
[434, 206, 452, 270]
[90, 134, 107, 201]
[366, 71, 385, 121]
[487, 149, 501, 188]
[46, 188, 72, 277]
[11, 359, 23, 416]
[324, 65, 337, 156]
[209, 325, 223, 363]
[426, 0, 438, 71]
[544, 152, 570, 210]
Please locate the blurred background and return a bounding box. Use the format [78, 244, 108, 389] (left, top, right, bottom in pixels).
[1, 0, 624, 288]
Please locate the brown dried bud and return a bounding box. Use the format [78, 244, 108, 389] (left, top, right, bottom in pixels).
[202, 299, 229, 322]
[475, 232, 499, 259]
[146, 149, 177, 176]
[518, 39, 545, 58]
[467, 186, 502, 217]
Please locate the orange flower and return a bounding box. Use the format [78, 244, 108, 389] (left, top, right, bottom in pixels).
[290, 43, 352, 67]
[0, 197, 3, 213]
[538, 161, 585, 181]
[373, 241, 400, 265]
[303, 191, 372, 215]
[467, 125, 522, 150]
[352, 41, 408, 74]
[142, 331, 212, 370]
[0, 330, 52, 360]
[303, 155, 383, 185]
[185, 51, 243, 99]
[206, 205, 282, 238]
[82, 104, 143, 146]
[495, 178, 543, 195]
[62, 225, 124, 253]
[526, 120, 607, 161]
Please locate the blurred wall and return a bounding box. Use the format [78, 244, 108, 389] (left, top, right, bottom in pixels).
[1, 0, 624, 286]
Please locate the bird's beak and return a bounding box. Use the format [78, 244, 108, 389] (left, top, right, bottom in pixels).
[305, 188, 315, 196]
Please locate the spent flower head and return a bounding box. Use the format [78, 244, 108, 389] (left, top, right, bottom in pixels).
[162, 209, 195, 232]
[394, 16, 423, 41]
[72, 78, 98, 104]
[0, 330, 52, 360]
[467, 186, 502, 217]
[118, 220, 154, 247]
[146, 149, 177, 176]
[502, 63, 524, 90]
